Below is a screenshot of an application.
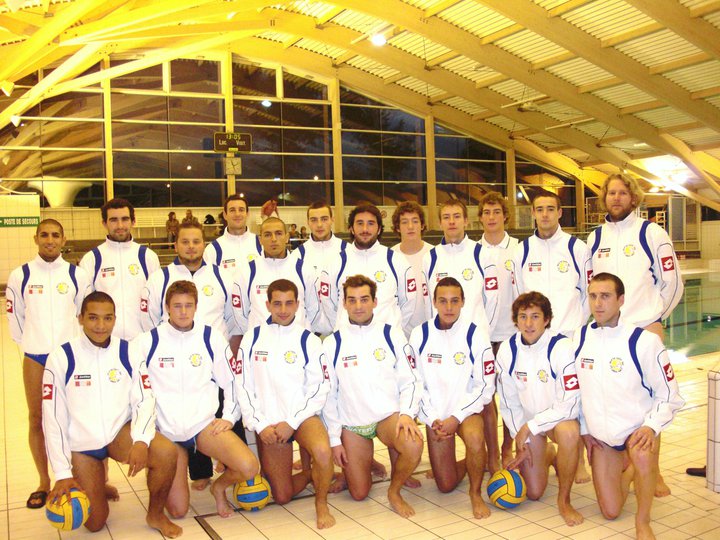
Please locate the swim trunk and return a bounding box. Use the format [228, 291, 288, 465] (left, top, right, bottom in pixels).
[177, 436, 199, 452]
[80, 446, 110, 460]
[25, 353, 49, 366]
[343, 423, 378, 440]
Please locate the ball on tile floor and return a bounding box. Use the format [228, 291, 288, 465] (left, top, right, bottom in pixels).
[45, 488, 91, 530]
[487, 469, 527, 509]
[234, 474, 271, 511]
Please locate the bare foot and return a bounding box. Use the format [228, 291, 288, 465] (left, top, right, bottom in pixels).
[371, 459, 387, 479]
[147, 513, 183, 538]
[487, 458, 501, 475]
[292, 458, 303, 471]
[425, 469, 435, 479]
[316, 502, 336, 529]
[388, 489, 415, 518]
[328, 472, 347, 494]
[404, 475, 421, 488]
[210, 482, 234, 518]
[575, 461, 591, 484]
[636, 521, 656, 540]
[655, 474, 670, 497]
[192, 478, 211, 491]
[104, 484, 120, 501]
[470, 491, 491, 519]
[558, 501, 584, 526]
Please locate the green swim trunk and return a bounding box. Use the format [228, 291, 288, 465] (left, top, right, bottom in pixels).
[343, 423, 378, 440]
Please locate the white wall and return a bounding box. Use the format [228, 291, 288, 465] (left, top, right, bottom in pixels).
[702, 221, 720, 260]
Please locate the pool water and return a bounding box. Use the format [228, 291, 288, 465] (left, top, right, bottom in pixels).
[666, 273, 720, 357]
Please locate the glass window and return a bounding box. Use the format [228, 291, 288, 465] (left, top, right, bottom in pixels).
[237, 154, 282, 179]
[41, 151, 104, 178]
[40, 121, 103, 149]
[170, 59, 220, 93]
[234, 99, 281, 126]
[283, 72, 327, 100]
[0, 119, 40, 147]
[113, 151, 169, 179]
[283, 155, 333, 180]
[111, 94, 168, 121]
[340, 88, 384, 106]
[381, 109, 424, 133]
[282, 129, 332, 154]
[341, 105, 381, 131]
[381, 133, 425, 157]
[168, 96, 223, 123]
[40, 93, 103, 119]
[232, 62, 276, 96]
[382, 158, 426, 181]
[342, 131, 382, 155]
[343, 156, 382, 181]
[169, 153, 222, 179]
[112, 122, 169, 150]
[0, 150, 41, 178]
[114, 181, 171, 208]
[279, 181, 334, 206]
[72, 182, 107, 208]
[344, 181, 382, 206]
[168, 124, 218, 151]
[111, 63, 163, 90]
[281, 102, 330, 128]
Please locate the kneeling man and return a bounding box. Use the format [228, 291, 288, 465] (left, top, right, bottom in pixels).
[43, 292, 180, 537]
[496, 292, 583, 526]
[236, 279, 335, 529]
[411, 277, 495, 518]
[136, 280, 259, 518]
[576, 273, 684, 540]
[323, 275, 423, 517]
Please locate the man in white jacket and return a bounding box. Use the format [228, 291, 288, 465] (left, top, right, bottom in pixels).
[203, 194, 262, 268]
[236, 279, 335, 529]
[323, 275, 423, 518]
[496, 291, 583, 527]
[575, 273, 684, 540]
[43, 292, 180, 537]
[135, 280, 259, 519]
[412, 277, 495, 519]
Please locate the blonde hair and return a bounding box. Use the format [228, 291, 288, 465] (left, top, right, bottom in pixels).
[600, 173, 644, 211]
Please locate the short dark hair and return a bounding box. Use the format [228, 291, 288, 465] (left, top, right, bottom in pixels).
[590, 272, 625, 297]
[101, 198, 135, 222]
[392, 201, 426, 233]
[531, 190, 562, 209]
[260, 216, 286, 233]
[165, 280, 198, 306]
[307, 200, 333, 219]
[224, 194, 248, 213]
[439, 199, 468, 219]
[36, 218, 64, 236]
[267, 279, 298, 302]
[434, 276, 464, 301]
[478, 191, 510, 224]
[81, 291, 115, 315]
[177, 221, 204, 239]
[348, 203, 384, 241]
[343, 274, 377, 300]
[512, 292, 553, 326]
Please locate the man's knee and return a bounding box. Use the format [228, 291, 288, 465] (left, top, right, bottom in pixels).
[463, 430, 485, 454]
[271, 484, 294, 505]
[166, 501, 188, 519]
[598, 499, 622, 520]
[348, 483, 370, 501]
[237, 456, 260, 481]
[629, 446, 655, 474]
[396, 437, 423, 459]
[309, 442, 332, 466]
[149, 436, 178, 469]
[84, 501, 109, 532]
[555, 422, 580, 448]
[434, 473, 457, 494]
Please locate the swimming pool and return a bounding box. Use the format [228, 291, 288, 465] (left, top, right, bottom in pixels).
[666, 273, 720, 357]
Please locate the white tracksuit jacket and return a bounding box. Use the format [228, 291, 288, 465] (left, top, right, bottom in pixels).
[573, 322, 685, 447]
[232, 251, 322, 334]
[203, 229, 263, 269]
[511, 228, 589, 337]
[584, 213, 684, 327]
[6, 255, 90, 355]
[422, 236, 498, 337]
[496, 331, 581, 438]
[322, 318, 421, 447]
[80, 238, 160, 340]
[392, 242, 432, 334]
[298, 234, 347, 335]
[141, 259, 236, 338]
[480, 233, 519, 342]
[42, 334, 155, 480]
[410, 317, 495, 426]
[235, 320, 330, 434]
[320, 241, 416, 337]
[135, 322, 240, 442]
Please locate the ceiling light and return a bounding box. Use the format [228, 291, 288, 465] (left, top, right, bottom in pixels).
[261, 99, 272, 107]
[313, 175, 319, 180]
[370, 34, 387, 46]
[239, 192, 244, 197]
[186, 165, 192, 170]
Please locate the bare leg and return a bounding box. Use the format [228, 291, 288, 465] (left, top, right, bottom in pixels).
[23, 357, 50, 501]
[388, 448, 419, 487]
[575, 441, 591, 484]
[340, 429, 374, 501]
[425, 426, 465, 493]
[549, 422, 583, 526]
[501, 422, 513, 468]
[629, 441, 659, 540]
[589, 443, 630, 521]
[295, 417, 336, 529]
[458, 415, 490, 519]
[377, 414, 423, 518]
[257, 439, 310, 504]
[482, 401, 500, 475]
[71, 453, 109, 532]
[165, 446, 190, 519]
[103, 460, 119, 501]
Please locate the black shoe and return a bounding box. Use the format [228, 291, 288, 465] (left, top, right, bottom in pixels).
[686, 466, 706, 477]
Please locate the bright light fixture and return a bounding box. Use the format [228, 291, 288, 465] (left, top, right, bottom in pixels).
[370, 34, 387, 46]
[261, 99, 272, 107]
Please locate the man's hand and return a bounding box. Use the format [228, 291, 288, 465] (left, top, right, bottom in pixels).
[259, 426, 277, 445]
[274, 422, 295, 444]
[396, 414, 423, 442]
[127, 441, 149, 477]
[332, 445, 348, 468]
[210, 418, 233, 435]
[506, 446, 532, 470]
[514, 424, 531, 454]
[628, 426, 657, 452]
[49, 478, 82, 504]
[582, 434, 602, 461]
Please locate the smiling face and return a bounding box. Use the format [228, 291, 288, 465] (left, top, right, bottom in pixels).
[588, 279, 624, 327]
[350, 211, 380, 249]
[79, 300, 116, 346]
[516, 305, 550, 345]
[440, 204, 467, 244]
[175, 227, 204, 266]
[34, 222, 66, 262]
[224, 199, 248, 234]
[480, 202, 505, 235]
[104, 207, 134, 242]
[166, 292, 197, 331]
[343, 284, 377, 325]
[266, 289, 299, 326]
[604, 179, 636, 222]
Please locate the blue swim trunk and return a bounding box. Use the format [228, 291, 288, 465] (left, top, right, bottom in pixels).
[25, 353, 49, 366]
[80, 446, 110, 460]
[177, 436, 198, 452]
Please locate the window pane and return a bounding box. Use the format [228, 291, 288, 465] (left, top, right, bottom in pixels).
[343, 156, 382, 181]
[283, 155, 333, 180]
[382, 182, 425, 204]
[283, 72, 327, 100]
[468, 139, 504, 161]
[0, 119, 40, 147]
[382, 158, 426, 181]
[281, 102, 330, 128]
[114, 181, 170, 208]
[112, 94, 168, 121]
[170, 59, 220, 93]
[40, 93, 103, 119]
[40, 121, 103, 149]
[436, 160, 468, 183]
[112, 122, 169, 150]
[282, 129, 332, 154]
[344, 182, 382, 206]
[234, 99, 280, 126]
[111, 63, 163, 90]
[238, 154, 282, 179]
[341, 106, 381, 131]
[114, 151, 169, 179]
[381, 109, 424, 133]
[382, 133, 425, 157]
[168, 97, 223, 123]
[42, 151, 104, 178]
[0, 150, 41, 178]
[233, 62, 275, 96]
[342, 131, 381, 155]
[168, 124, 218, 151]
[233, 182, 279, 207]
[340, 88, 383, 106]
[468, 161, 506, 183]
[168, 153, 222, 179]
[233, 126, 282, 152]
[281, 181, 333, 206]
[73, 182, 107, 208]
[435, 136, 467, 159]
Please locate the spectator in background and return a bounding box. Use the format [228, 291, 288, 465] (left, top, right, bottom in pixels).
[261, 199, 280, 221]
[300, 226, 308, 240]
[182, 209, 200, 227]
[166, 211, 179, 243]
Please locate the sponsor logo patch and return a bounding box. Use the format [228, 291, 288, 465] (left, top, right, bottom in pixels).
[141, 374, 152, 389]
[6, 299, 12, 313]
[663, 363, 675, 381]
[319, 282, 330, 297]
[484, 360, 495, 375]
[661, 256, 675, 272]
[563, 374, 579, 391]
[580, 358, 594, 370]
[485, 277, 498, 290]
[43, 384, 53, 400]
[140, 299, 148, 313]
[74, 374, 91, 387]
[231, 294, 241, 308]
[342, 355, 358, 368]
[230, 356, 242, 375]
[407, 278, 416, 293]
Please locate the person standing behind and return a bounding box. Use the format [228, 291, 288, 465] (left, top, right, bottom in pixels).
[166, 212, 179, 244]
[204, 195, 262, 270]
[182, 209, 199, 227]
[80, 198, 160, 341]
[6, 219, 91, 509]
[391, 202, 431, 333]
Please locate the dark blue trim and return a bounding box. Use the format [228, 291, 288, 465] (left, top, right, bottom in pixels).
[336, 251, 347, 289]
[472, 244, 485, 278]
[300, 330, 310, 366]
[386, 249, 399, 287]
[547, 334, 566, 379]
[520, 238, 530, 268]
[62, 342, 75, 385]
[211, 265, 228, 301]
[295, 258, 306, 289]
[568, 236, 581, 288]
[146, 328, 159, 367]
[383, 324, 396, 359]
[119, 339, 132, 376]
[210, 240, 222, 266]
[466, 323, 477, 365]
[508, 334, 518, 376]
[629, 327, 653, 397]
[20, 263, 30, 297]
[247, 260, 257, 300]
[589, 227, 602, 257]
[138, 245, 149, 279]
[203, 325, 214, 361]
[255, 235, 262, 255]
[68, 265, 78, 296]
[638, 221, 656, 285]
[91, 247, 102, 283]
[247, 325, 262, 360]
[331, 331, 342, 367]
[574, 325, 589, 358]
[418, 322, 430, 358]
[159, 267, 171, 317]
[427, 248, 437, 282]
[297, 244, 306, 258]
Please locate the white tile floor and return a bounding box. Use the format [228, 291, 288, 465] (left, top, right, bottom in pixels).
[1, 315, 720, 539]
